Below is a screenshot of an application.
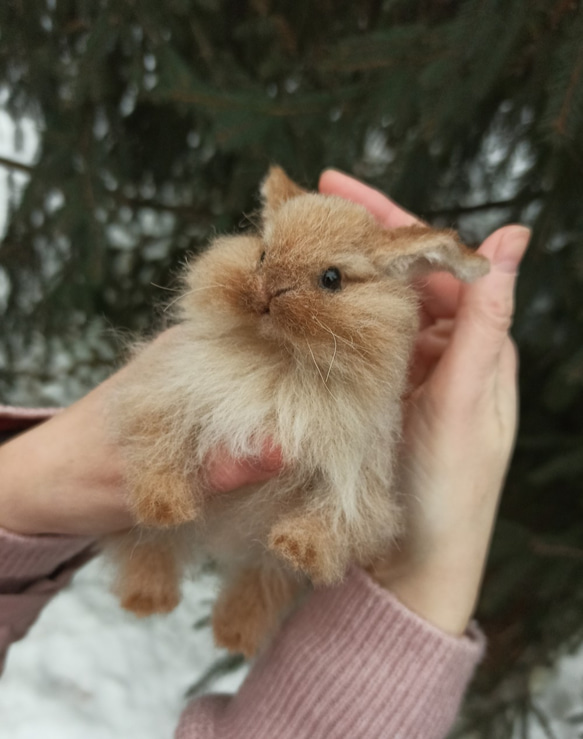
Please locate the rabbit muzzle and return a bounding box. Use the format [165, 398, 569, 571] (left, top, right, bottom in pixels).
[252, 284, 295, 316]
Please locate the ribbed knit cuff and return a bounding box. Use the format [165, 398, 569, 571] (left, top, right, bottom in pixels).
[0, 527, 96, 672]
[0, 406, 60, 436]
[179, 568, 484, 739]
[0, 526, 95, 590]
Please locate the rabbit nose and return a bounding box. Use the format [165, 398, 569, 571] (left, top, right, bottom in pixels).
[256, 286, 293, 315]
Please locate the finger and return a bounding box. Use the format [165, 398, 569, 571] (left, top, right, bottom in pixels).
[409, 320, 453, 387]
[414, 272, 462, 326]
[498, 336, 519, 382]
[206, 442, 283, 494]
[318, 169, 420, 228]
[496, 337, 520, 415]
[445, 225, 530, 381]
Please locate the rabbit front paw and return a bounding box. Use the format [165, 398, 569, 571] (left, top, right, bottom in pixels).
[132, 472, 198, 527]
[268, 519, 345, 585]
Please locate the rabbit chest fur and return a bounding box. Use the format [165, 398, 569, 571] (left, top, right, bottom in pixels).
[106, 166, 489, 657]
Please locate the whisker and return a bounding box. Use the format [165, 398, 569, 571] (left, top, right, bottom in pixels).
[311, 315, 372, 361]
[306, 339, 338, 401]
[151, 282, 180, 292]
[325, 329, 337, 383]
[129, 526, 145, 556]
[311, 316, 398, 390]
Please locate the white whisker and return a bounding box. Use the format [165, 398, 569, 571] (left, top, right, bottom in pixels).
[325, 329, 337, 383]
[306, 339, 338, 401]
[311, 316, 398, 390]
[311, 315, 372, 361]
[151, 282, 180, 292]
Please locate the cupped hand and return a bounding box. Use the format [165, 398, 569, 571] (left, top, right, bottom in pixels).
[320, 169, 529, 635]
[0, 358, 282, 538]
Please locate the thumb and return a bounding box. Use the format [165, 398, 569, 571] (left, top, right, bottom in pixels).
[206, 442, 283, 494]
[447, 225, 530, 380]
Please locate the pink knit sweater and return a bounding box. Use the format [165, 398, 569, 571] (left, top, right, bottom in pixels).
[0, 408, 484, 738]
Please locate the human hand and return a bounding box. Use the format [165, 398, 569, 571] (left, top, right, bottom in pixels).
[319, 170, 529, 636]
[0, 341, 283, 538]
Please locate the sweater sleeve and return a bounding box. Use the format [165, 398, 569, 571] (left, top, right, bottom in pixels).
[0, 533, 483, 739]
[0, 405, 60, 440]
[0, 405, 97, 672]
[177, 568, 484, 739]
[0, 527, 96, 673]
[0, 406, 484, 738]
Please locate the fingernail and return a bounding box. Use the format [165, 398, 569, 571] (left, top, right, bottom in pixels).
[495, 226, 531, 274]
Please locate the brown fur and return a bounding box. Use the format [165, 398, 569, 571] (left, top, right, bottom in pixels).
[105, 166, 489, 656]
[117, 410, 201, 527]
[112, 532, 182, 616]
[213, 566, 301, 657]
[268, 510, 350, 585]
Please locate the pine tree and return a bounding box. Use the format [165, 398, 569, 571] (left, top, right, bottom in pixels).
[1, 1, 582, 734]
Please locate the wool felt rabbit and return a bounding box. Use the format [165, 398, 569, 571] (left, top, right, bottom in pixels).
[106, 167, 489, 658]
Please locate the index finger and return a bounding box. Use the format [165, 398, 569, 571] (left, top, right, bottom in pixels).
[206, 442, 283, 494]
[414, 273, 462, 325]
[319, 169, 419, 229]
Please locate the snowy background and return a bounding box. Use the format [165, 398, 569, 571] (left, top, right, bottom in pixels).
[0, 564, 247, 739]
[0, 109, 582, 739]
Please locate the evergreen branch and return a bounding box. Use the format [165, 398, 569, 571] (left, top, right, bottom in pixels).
[554, 43, 583, 136]
[530, 700, 560, 739]
[185, 653, 246, 698]
[157, 89, 308, 116]
[530, 538, 583, 561]
[517, 434, 582, 449]
[425, 191, 544, 217]
[0, 156, 34, 174]
[549, 0, 581, 30]
[151, 86, 360, 117]
[63, 18, 90, 35]
[115, 193, 210, 220]
[0, 360, 114, 383]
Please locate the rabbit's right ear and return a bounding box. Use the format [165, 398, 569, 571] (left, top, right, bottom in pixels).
[375, 225, 490, 282]
[261, 166, 307, 218]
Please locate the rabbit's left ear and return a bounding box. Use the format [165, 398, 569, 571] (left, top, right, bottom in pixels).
[261, 166, 307, 217]
[376, 225, 489, 282]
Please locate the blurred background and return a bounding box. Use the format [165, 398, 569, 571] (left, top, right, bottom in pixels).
[0, 1, 582, 737]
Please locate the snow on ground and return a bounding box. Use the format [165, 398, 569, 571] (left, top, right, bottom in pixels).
[0, 557, 247, 739]
[516, 657, 583, 739]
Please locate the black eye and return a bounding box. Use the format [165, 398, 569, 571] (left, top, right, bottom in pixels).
[319, 267, 342, 292]
[259, 250, 266, 264]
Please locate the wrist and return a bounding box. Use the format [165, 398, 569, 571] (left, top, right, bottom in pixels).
[368, 545, 488, 636]
[0, 428, 47, 535]
[377, 572, 475, 637]
[0, 393, 130, 537]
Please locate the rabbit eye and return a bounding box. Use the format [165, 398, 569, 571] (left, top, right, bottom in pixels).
[319, 267, 342, 292]
[259, 250, 266, 265]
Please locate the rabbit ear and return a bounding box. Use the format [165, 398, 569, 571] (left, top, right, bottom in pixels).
[376, 225, 490, 282]
[261, 166, 307, 216]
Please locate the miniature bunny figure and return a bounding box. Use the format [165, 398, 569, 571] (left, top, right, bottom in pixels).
[106, 167, 489, 657]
